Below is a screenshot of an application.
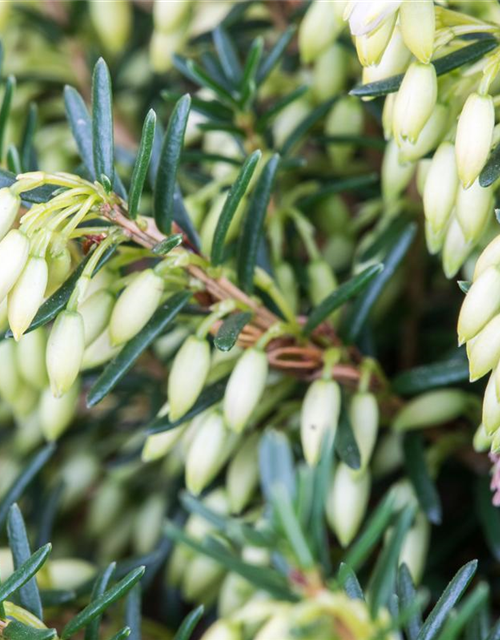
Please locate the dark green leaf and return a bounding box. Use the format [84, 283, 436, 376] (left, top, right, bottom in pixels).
[61, 567, 145, 640]
[272, 485, 315, 569]
[124, 583, 141, 640]
[7, 505, 43, 619]
[181, 151, 241, 166]
[0, 444, 55, 529]
[84, 563, 116, 640]
[281, 97, 336, 156]
[212, 149, 261, 265]
[257, 26, 296, 85]
[161, 90, 233, 121]
[180, 58, 237, 106]
[257, 86, 309, 132]
[343, 222, 417, 342]
[92, 58, 114, 184]
[239, 37, 264, 106]
[350, 39, 498, 98]
[305, 264, 383, 334]
[40, 589, 76, 607]
[213, 27, 241, 84]
[153, 94, 191, 234]
[398, 563, 423, 640]
[298, 174, 379, 209]
[64, 86, 94, 178]
[480, 141, 500, 187]
[214, 312, 252, 351]
[392, 358, 470, 395]
[259, 429, 296, 502]
[0, 76, 15, 160]
[310, 429, 335, 570]
[0, 544, 51, 605]
[173, 605, 204, 640]
[439, 583, 489, 640]
[237, 153, 280, 292]
[335, 406, 361, 470]
[338, 563, 364, 600]
[368, 505, 416, 615]
[128, 109, 156, 219]
[403, 433, 442, 525]
[21, 103, 38, 172]
[87, 292, 191, 407]
[476, 476, 500, 562]
[417, 560, 478, 640]
[152, 234, 183, 255]
[3, 622, 56, 640]
[458, 280, 471, 294]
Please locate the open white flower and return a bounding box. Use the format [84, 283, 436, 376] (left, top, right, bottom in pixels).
[345, 0, 403, 37]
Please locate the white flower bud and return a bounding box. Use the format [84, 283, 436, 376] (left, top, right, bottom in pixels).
[132, 494, 165, 555]
[200, 620, 242, 640]
[416, 159, 432, 197]
[253, 612, 290, 640]
[393, 389, 469, 431]
[150, 30, 186, 74]
[400, 0, 435, 64]
[362, 26, 411, 84]
[474, 235, 500, 281]
[455, 93, 495, 188]
[483, 370, 500, 435]
[46, 248, 72, 297]
[186, 411, 237, 495]
[0, 188, 20, 240]
[275, 262, 299, 315]
[0, 339, 20, 403]
[399, 511, 430, 584]
[372, 432, 403, 478]
[39, 381, 79, 441]
[325, 97, 364, 167]
[142, 409, 187, 462]
[16, 328, 48, 390]
[182, 554, 225, 605]
[442, 216, 471, 280]
[425, 220, 446, 256]
[109, 269, 164, 346]
[458, 266, 500, 343]
[153, 0, 192, 33]
[78, 289, 114, 347]
[307, 259, 337, 307]
[273, 99, 311, 150]
[312, 44, 348, 102]
[381, 139, 415, 203]
[355, 13, 395, 66]
[218, 573, 254, 619]
[345, 0, 402, 36]
[7, 257, 48, 341]
[350, 391, 379, 470]
[226, 433, 260, 514]
[299, 1, 340, 63]
[168, 335, 211, 422]
[301, 379, 341, 466]
[81, 328, 121, 371]
[89, 0, 132, 55]
[46, 310, 85, 397]
[393, 62, 437, 144]
[10, 384, 38, 420]
[0, 230, 30, 304]
[223, 348, 268, 432]
[467, 314, 500, 381]
[398, 103, 448, 163]
[473, 423, 491, 453]
[47, 559, 96, 591]
[423, 142, 458, 234]
[88, 480, 126, 537]
[326, 463, 371, 547]
[455, 179, 493, 243]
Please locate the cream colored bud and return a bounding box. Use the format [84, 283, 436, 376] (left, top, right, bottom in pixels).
[350, 391, 379, 470]
[473, 423, 492, 453]
[218, 573, 254, 618]
[89, 0, 132, 55]
[78, 289, 114, 347]
[393, 389, 469, 431]
[186, 411, 236, 495]
[223, 348, 268, 432]
[483, 370, 500, 435]
[275, 262, 299, 315]
[273, 99, 311, 150]
[399, 511, 430, 585]
[456, 93, 495, 188]
[458, 266, 500, 343]
[153, 0, 192, 33]
[442, 216, 471, 280]
[382, 139, 415, 203]
[423, 142, 458, 233]
[168, 336, 211, 422]
[7, 257, 48, 341]
[182, 554, 225, 604]
[0, 188, 20, 240]
[346, 0, 402, 37]
[132, 494, 165, 555]
[474, 236, 500, 281]
[88, 480, 126, 537]
[416, 159, 432, 198]
[40, 381, 79, 441]
[425, 220, 446, 256]
[456, 179, 493, 243]
[47, 559, 95, 591]
[398, 103, 448, 163]
[312, 45, 348, 102]
[81, 328, 121, 371]
[400, 0, 435, 64]
[299, 1, 340, 63]
[200, 620, 242, 640]
[326, 464, 371, 547]
[46, 310, 85, 397]
[325, 97, 364, 167]
[150, 29, 186, 74]
[307, 259, 338, 307]
[109, 269, 164, 346]
[142, 424, 186, 462]
[382, 93, 396, 141]
[467, 314, 500, 381]
[226, 433, 260, 514]
[362, 26, 411, 84]
[0, 339, 20, 403]
[0, 230, 30, 304]
[301, 379, 341, 466]
[355, 13, 395, 66]
[372, 432, 403, 478]
[46, 248, 72, 297]
[17, 328, 48, 390]
[393, 62, 437, 144]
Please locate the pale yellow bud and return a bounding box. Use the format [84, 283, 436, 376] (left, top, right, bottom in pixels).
[382, 93, 396, 141]
[8, 257, 48, 341]
[355, 13, 396, 66]
[398, 103, 448, 163]
[226, 433, 260, 514]
[89, 0, 132, 55]
[39, 382, 79, 441]
[483, 370, 500, 435]
[275, 262, 299, 315]
[153, 0, 192, 33]
[46, 310, 85, 397]
[46, 248, 72, 297]
[109, 269, 164, 346]
[88, 480, 126, 537]
[399, 511, 430, 584]
[425, 220, 446, 256]
[423, 142, 458, 233]
[200, 620, 242, 640]
[350, 391, 379, 470]
[0, 339, 20, 403]
[273, 99, 311, 150]
[301, 379, 341, 466]
[312, 45, 348, 102]
[474, 235, 500, 281]
[455, 93, 495, 189]
[132, 494, 165, 555]
[326, 463, 371, 547]
[325, 97, 364, 167]
[416, 159, 432, 198]
[381, 139, 415, 203]
[0, 188, 20, 240]
[78, 289, 114, 347]
[467, 314, 500, 381]
[362, 26, 411, 84]
[473, 423, 492, 453]
[442, 216, 471, 280]
[16, 328, 48, 390]
[81, 328, 121, 371]
[393, 389, 469, 430]
[307, 259, 338, 307]
[345, 0, 402, 37]
[142, 423, 186, 463]
[456, 179, 493, 244]
[400, 0, 435, 63]
[168, 335, 211, 422]
[393, 62, 437, 144]
[150, 30, 186, 74]
[0, 230, 30, 304]
[182, 554, 225, 605]
[299, 1, 340, 63]
[218, 573, 254, 618]
[458, 266, 500, 343]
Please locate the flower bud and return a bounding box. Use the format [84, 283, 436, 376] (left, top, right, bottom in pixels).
[275, 262, 299, 315]
[455, 179, 493, 243]
[483, 370, 500, 435]
[226, 433, 260, 514]
[0, 230, 30, 304]
[400, 0, 435, 63]
[312, 44, 348, 102]
[16, 327, 48, 390]
[372, 432, 403, 478]
[168, 335, 211, 421]
[153, 0, 192, 33]
[78, 289, 114, 347]
[182, 554, 225, 605]
[393, 62, 437, 144]
[39, 381, 79, 441]
[142, 421, 187, 462]
[46, 248, 72, 297]
[423, 142, 458, 234]
[301, 379, 341, 466]
[89, 0, 132, 55]
[458, 266, 500, 343]
[47, 559, 96, 591]
[0, 339, 20, 403]
[186, 411, 237, 495]
[473, 423, 491, 453]
[398, 103, 448, 163]
[200, 620, 242, 640]
[273, 99, 310, 150]
[345, 0, 402, 37]
[382, 139, 415, 203]
[455, 93, 495, 188]
[425, 220, 446, 256]
[442, 216, 471, 280]
[223, 348, 268, 432]
[326, 463, 371, 547]
[0, 187, 20, 240]
[307, 259, 338, 307]
[325, 97, 364, 167]
[399, 511, 430, 584]
[109, 269, 164, 346]
[132, 494, 165, 555]
[350, 391, 379, 470]
[355, 13, 395, 66]
[362, 26, 411, 84]
[7, 257, 48, 341]
[218, 573, 254, 618]
[150, 29, 186, 74]
[46, 310, 85, 397]
[299, 0, 340, 63]
[393, 389, 469, 431]
[81, 328, 121, 371]
[474, 236, 500, 281]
